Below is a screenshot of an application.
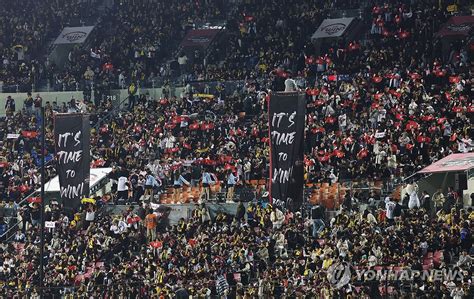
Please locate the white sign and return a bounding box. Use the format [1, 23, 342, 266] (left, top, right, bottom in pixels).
[375, 132, 386, 139]
[45, 221, 56, 228]
[7, 134, 20, 139]
[54, 26, 95, 45]
[311, 18, 354, 39]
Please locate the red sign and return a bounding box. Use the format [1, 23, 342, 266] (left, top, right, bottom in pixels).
[22, 131, 38, 138]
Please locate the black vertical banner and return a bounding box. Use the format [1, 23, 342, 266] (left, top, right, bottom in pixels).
[54, 114, 90, 211]
[269, 92, 306, 211]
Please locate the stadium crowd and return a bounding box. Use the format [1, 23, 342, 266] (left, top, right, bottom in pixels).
[0, 195, 473, 297]
[0, 0, 102, 92]
[0, 0, 473, 297]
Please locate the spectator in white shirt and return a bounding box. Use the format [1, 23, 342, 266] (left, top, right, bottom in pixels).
[284, 75, 298, 92]
[117, 176, 129, 202]
[385, 197, 396, 224]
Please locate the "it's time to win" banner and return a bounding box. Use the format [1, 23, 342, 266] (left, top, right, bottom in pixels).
[54, 113, 90, 211]
[268, 92, 306, 211]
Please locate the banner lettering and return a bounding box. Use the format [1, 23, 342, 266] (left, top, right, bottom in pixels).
[269, 92, 306, 211]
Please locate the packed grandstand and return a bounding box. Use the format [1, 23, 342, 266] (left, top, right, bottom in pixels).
[0, 0, 473, 298]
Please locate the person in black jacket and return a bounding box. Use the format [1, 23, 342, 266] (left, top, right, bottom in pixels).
[236, 201, 246, 222]
[311, 204, 325, 238]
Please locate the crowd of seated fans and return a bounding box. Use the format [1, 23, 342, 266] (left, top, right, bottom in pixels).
[0, 0, 101, 92]
[0, 0, 472, 211]
[0, 190, 472, 297]
[0, 0, 473, 296]
[51, 0, 226, 92]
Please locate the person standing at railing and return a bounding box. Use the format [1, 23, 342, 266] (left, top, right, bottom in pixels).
[128, 82, 137, 111]
[145, 209, 157, 242]
[23, 92, 33, 115]
[5, 95, 15, 117]
[144, 171, 161, 199]
[117, 175, 130, 203]
[311, 204, 325, 238]
[226, 169, 238, 202]
[172, 169, 190, 203]
[200, 168, 215, 203]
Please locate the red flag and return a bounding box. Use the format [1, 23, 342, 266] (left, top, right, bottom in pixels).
[399, 31, 409, 39]
[395, 113, 404, 121]
[333, 149, 345, 158]
[153, 126, 162, 134]
[21, 131, 38, 138]
[314, 99, 325, 106]
[357, 148, 368, 159]
[410, 73, 421, 80]
[172, 116, 182, 124]
[28, 197, 41, 203]
[325, 117, 336, 124]
[319, 155, 330, 162]
[449, 76, 460, 84]
[445, 92, 452, 101]
[372, 76, 383, 83]
[189, 123, 200, 130]
[150, 241, 163, 248]
[127, 216, 141, 224]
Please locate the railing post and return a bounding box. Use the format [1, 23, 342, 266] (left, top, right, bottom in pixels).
[91, 82, 95, 103]
[152, 80, 156, 100]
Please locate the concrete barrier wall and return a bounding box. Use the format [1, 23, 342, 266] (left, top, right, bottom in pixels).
[0, 91, 84, 116]
[0, 87, 184, 116]
[104, 202, 242, 225]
